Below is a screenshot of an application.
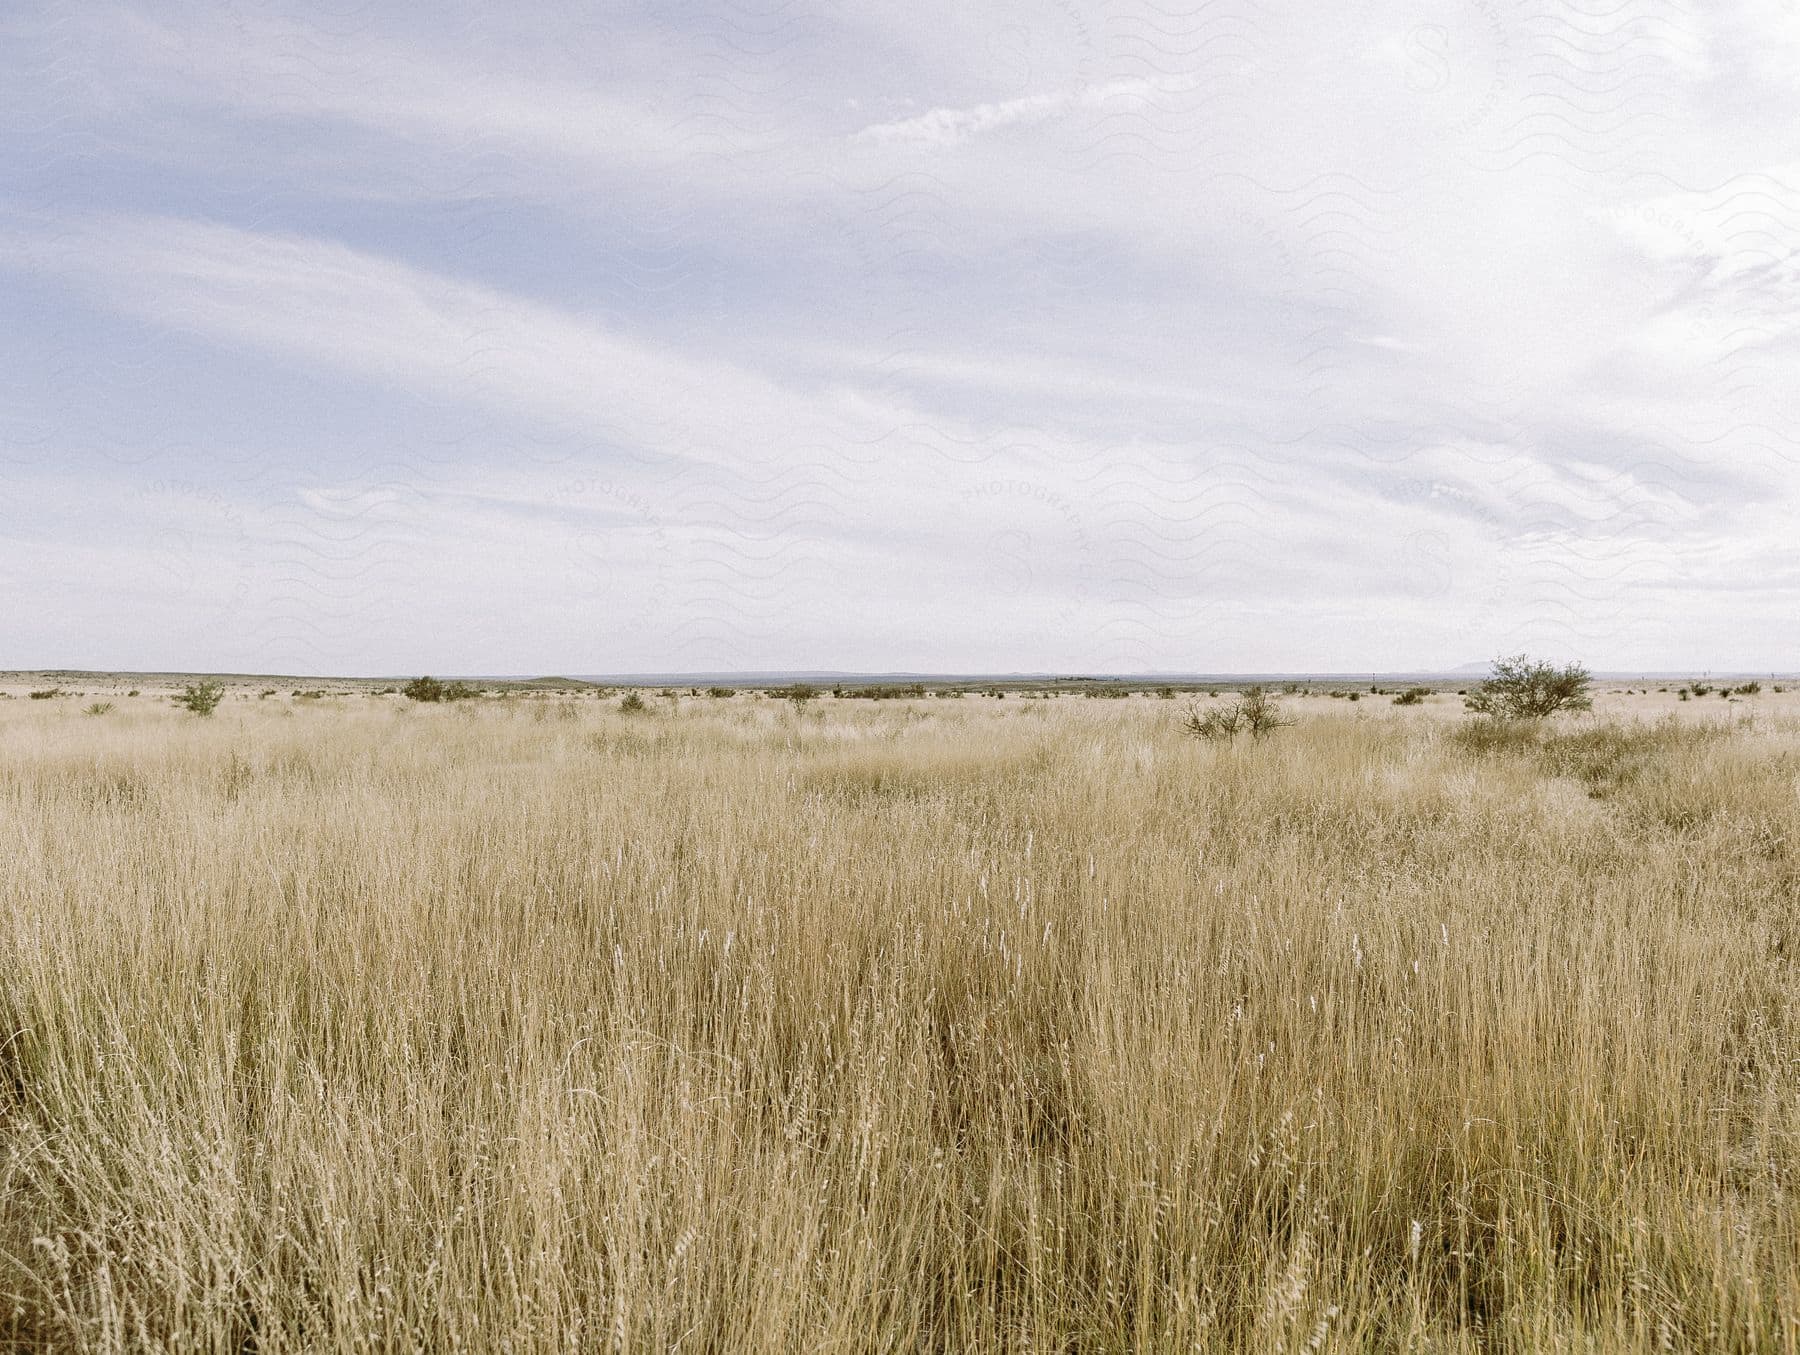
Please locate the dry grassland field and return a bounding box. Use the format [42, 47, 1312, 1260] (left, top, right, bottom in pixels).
[2, 682, 1799, 1352]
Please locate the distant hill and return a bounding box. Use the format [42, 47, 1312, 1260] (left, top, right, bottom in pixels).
[7, 666, 1795, 690]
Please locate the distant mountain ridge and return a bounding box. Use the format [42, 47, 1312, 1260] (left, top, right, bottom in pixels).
[6, 667, 1794, 687]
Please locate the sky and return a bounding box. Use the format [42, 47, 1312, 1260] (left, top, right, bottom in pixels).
[4, 0, 1799, 676]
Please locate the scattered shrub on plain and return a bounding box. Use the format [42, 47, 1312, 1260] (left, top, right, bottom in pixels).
[780, 683, 819, 710]
[177, 680, 225, 716]
[1464, 654, 1592, 719]
[403, 676, 477, 703]
[1182, 686, 1290, 743]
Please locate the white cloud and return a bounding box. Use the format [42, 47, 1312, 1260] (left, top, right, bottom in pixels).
[8, 0, 1800, 670]
[854, 77, 1181, 147]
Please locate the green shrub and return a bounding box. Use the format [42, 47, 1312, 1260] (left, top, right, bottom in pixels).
[403, 676, 476, 703]
[619, 691, 648, 714]
[1464, 655, 1592, 720]
[84, 702, 113, 717]
[1182, 686, 1290, 743]
[177, 681, 225, 717]
[1393, 687, 1430, 706]
[28, 688, 63, 700]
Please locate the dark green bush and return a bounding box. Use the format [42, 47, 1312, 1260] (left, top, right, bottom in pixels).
[403, 676, 476, 703]
[177, 681, 225, 716]
[1464, 655, 1592, 719]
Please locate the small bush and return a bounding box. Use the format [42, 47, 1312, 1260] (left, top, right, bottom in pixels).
[178, 680, 225, 717]
[28, 688, 63, 700]
[780, 683, 819, 709]
[84, 702, 113, 717]
[1182, 686, 1290, 743]
[1238, 686, 1290, 737]
[619, 691, 648, 714]
[1464, 655, 1592, 720]
[1393, 687, 1430, 706]
[707, 687, 736, 698]
[1182, 701, 1242, 742]
[403, 676, 477, 703]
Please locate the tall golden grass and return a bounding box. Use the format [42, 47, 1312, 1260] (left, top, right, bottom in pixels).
[1, 691, 1796, 1351]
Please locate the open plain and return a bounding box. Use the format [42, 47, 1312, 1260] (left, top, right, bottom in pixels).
[1, 686, 1797, 1351]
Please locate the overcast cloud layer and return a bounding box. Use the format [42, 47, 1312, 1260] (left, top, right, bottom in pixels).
[4, 1, 1798, 674]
